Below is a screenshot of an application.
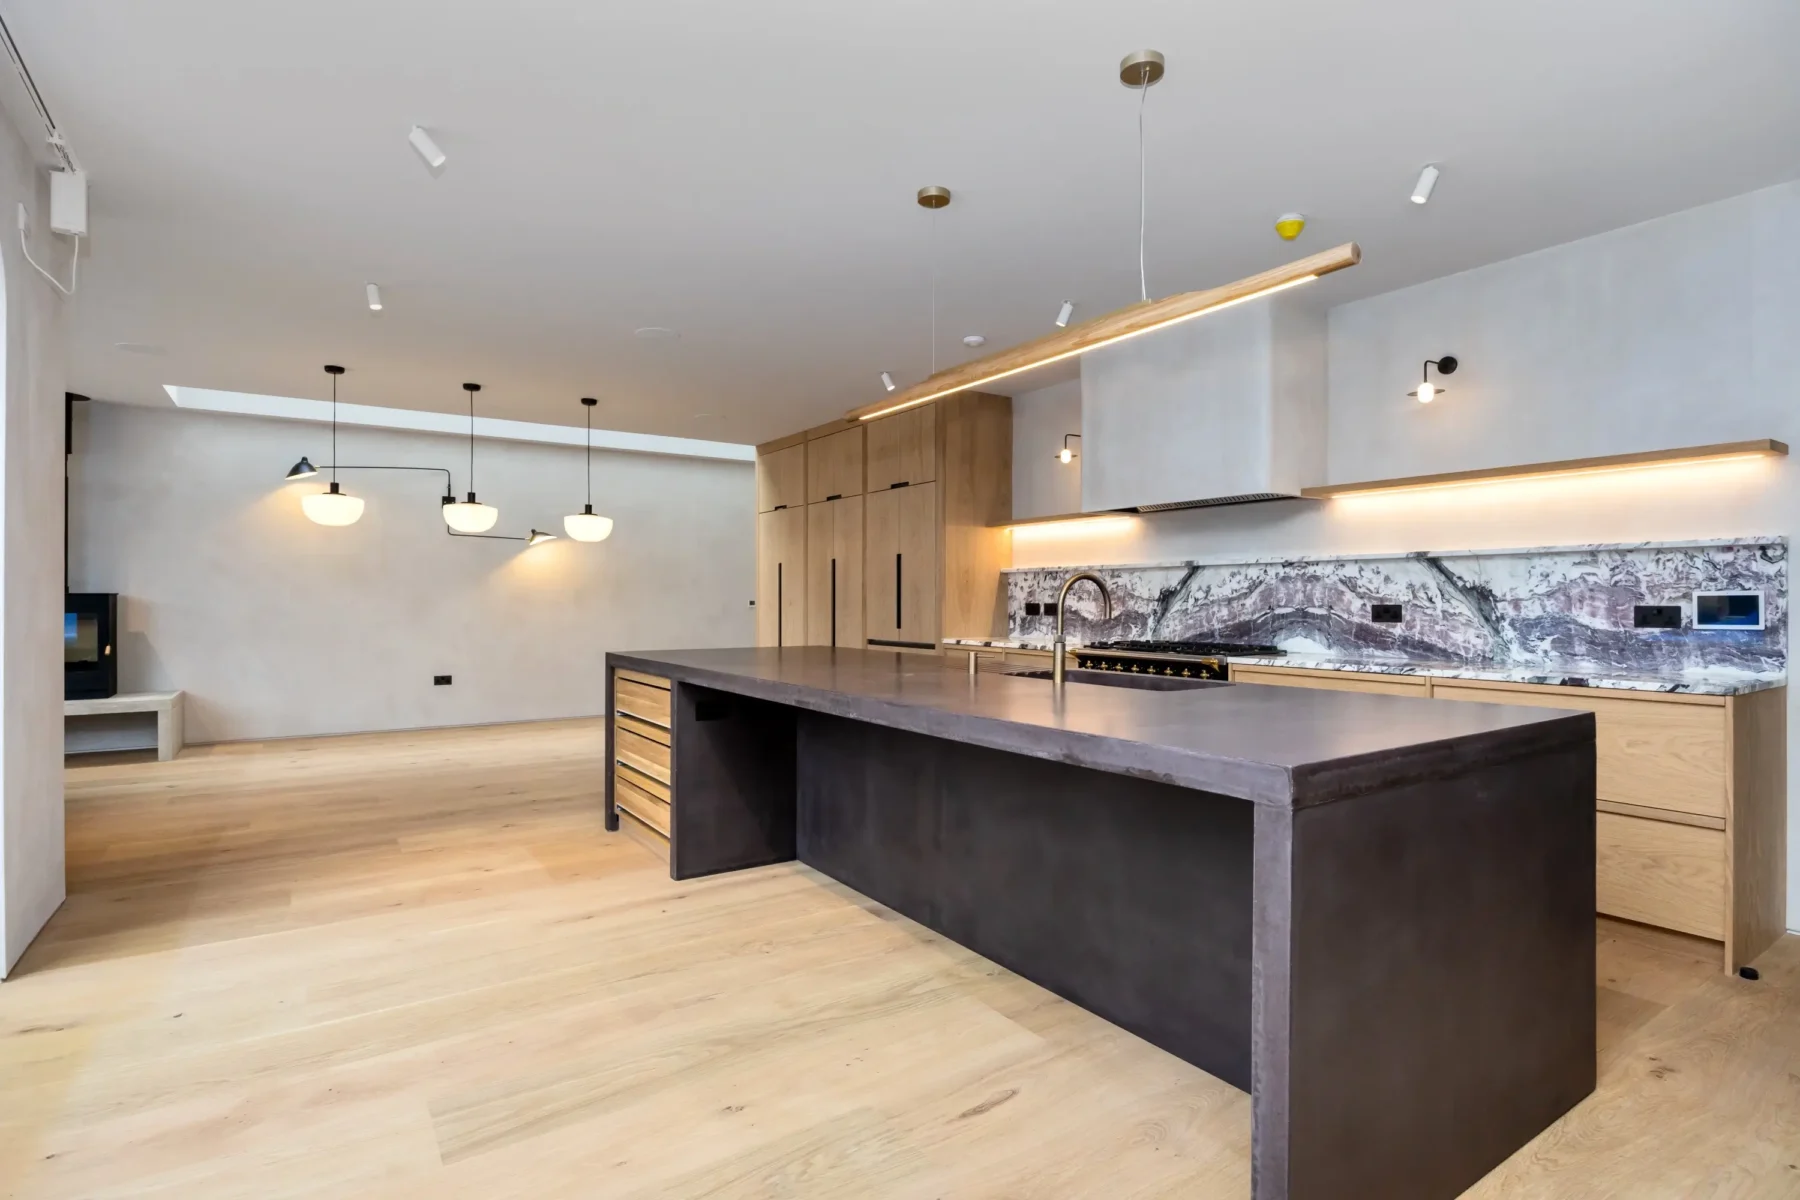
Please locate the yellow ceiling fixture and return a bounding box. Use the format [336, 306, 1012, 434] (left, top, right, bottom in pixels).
[846, 242, 1360, 422]
[300, 365, 366, 527]
[1275, 212, 1306, 241]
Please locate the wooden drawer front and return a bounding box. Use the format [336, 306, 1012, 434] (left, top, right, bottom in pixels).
[615, 726, 671, 785]
[614, 678, 671, 729]
[1431, 683, 1725, 818]
[616, 712, 670, 748]
[614, 770, 672, 837]
[1230, 666, 1429, 696]
[1596, 812, 1725, 939]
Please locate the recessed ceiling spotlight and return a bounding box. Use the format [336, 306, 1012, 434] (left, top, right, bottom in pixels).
[962, 334, 986, 348]
[1275, 213, 1306, 241]
[115, 342, 167, 356]
[880, 371, 896, 392]
[408, 124, 446, 171]
[366, 283, 383, 311]
[1410, 164, 1440, 205]
[633, 326, 677, 340]
[1055, 301, 1075, 328]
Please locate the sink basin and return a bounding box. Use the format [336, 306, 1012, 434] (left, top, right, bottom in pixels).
[1004, 668, 1231, 692]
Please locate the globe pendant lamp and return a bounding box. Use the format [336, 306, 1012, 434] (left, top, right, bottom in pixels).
[301, 365, 365, 526]
[443, 382, 500, 533]
[563, 397, 615, 543]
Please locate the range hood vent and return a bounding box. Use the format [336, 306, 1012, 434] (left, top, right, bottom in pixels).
[1131, 492, 1293, 513]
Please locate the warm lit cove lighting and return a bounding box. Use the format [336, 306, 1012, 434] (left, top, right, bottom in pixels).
[1005, 514, 1139, 539]
[847, 243, 1358, 422]
[1302, 440, 1788, 499]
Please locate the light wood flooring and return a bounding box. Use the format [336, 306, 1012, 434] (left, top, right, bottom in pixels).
[1, 719, 1796, 1198]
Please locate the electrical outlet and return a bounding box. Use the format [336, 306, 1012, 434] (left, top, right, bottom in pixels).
[1634, 605, 1682, 630]
[434, 675, 452, 686]
[1371, 603, 1404, 624]
[1024, 601, 1042, 616]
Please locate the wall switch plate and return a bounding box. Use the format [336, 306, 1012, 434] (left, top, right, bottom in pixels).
[1024, 602, 1043, 616]
[434, 675, 452, 686]
[1633, 605, 1682, 630]
[1371, 603, 1404, 624]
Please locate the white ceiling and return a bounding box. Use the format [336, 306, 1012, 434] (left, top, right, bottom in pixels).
[12, 0, 1800, 444]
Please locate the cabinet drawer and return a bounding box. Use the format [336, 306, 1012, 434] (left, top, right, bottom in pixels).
[614, 770, 672, 836]
[614, 678, 672, 729]
[1431, 682, 1725, 818]
[615, 726, 671, 785]
[1596, 811, 1725, 939]
[1230, 666, 1429, 696]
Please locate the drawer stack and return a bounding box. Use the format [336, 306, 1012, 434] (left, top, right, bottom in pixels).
[612, 668, 673, 858]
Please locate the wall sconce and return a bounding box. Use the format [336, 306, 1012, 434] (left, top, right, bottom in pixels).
[1057, 433, 1081, 464]
[1408, 356, 1458, 404]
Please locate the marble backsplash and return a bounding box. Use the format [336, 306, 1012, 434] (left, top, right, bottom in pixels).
[1007, 538, 1788, 677]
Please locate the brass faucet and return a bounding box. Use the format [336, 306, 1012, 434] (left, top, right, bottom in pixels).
[1052, 571, 1112, 687]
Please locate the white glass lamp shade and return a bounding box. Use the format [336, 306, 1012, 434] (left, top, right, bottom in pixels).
[301, 483, 364, 527]
[443, 494, 500, 533]
[563, 505, 614, 543]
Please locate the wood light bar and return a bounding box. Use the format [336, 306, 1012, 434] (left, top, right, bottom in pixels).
[1303, 440, 1789, 498]
[846, 242, 1361, 422]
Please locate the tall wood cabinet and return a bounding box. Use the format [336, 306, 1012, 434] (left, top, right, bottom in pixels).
[753, 393, 1011, 652]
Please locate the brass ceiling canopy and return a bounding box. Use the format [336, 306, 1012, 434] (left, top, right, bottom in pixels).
[916, 185, 952, 210]
[1119, 49, 1165, 88]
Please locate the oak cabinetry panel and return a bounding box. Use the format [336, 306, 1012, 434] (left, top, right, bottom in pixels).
[1596, 811, 1726, 939]
[610, 665, 673, 863]
[866, 406, 937, 489]
[614, 678, 671, 728]
[1229, 665, 1429, 696]
[614, 726, 671, 784]
[865, 482, 939, 648]
[755, 443, 807, 513]
[755, 507, 807, 647]
[614, 770, 672, 836]
[805, 497, 865, 647]
[1430, 680, 1726, 818]
[806, 427, 865, 503]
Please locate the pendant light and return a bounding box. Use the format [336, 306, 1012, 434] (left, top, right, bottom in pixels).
[563, 397, 615, 542]
[442, 382, 499, 533]
[300, 365, 365, 526]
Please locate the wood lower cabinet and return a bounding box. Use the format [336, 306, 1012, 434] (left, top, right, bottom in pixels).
[610, 667, 673, 865]
[755, 507, 806, 646]
[865, 482, 938, 649]
[1228, 663, 1787, 973]
[805, 496, 864, 647]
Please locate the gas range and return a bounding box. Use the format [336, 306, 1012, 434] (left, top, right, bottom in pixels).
[1073, 639, 1283, 680]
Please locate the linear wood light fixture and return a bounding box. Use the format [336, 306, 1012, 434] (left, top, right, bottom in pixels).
[1303, 439, 1789, 498]
[846, 242, 1361, 422]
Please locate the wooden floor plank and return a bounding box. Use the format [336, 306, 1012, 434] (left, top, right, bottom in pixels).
[0, 719, 1794, 1197]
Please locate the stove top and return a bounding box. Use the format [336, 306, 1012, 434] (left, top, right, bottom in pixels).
[1083, 639, 1285, 657]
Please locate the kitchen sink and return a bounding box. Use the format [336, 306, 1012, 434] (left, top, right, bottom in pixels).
[1004, 668, 1231, 692]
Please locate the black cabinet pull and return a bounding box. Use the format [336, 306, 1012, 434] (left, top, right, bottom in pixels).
[777, 561, 783, 646]
[825, 493, 843, 501]
[895, 553, 903, 630]
[830, 557, 838, 647]
[889, 481, 909, 489]
[773, 503, 787, 510]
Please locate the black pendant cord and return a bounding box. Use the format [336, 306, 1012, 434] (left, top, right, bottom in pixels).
[467, 387, 476, 496]
[330, 372, 338, 485]
[585, 401, 593, 507]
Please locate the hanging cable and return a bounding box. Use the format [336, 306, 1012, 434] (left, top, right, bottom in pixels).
[584, 396, 593, 506]
[929, 206, 938, 375]
[1137, 72, 1149, 303]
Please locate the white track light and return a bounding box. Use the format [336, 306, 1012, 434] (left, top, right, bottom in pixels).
[1411, 164, 1440, 205]
[366, 283, 382, 311]
[408, 125, 446, 171]
[1055, 301, 1075, 328]
[880, 371, 896, 392]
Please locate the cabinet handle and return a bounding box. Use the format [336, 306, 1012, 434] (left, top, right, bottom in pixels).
[825, 493, 842, 501]
[830, 557, 838, 647]
[895, 553, 903, 630]
[889, 481, 909, 489]
[777, 561, 784, 646]
[773, 503, 788, 510]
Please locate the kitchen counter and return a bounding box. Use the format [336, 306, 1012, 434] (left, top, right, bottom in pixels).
[605, 647, 1597, 1200]
[1228, 654, 1784, 696]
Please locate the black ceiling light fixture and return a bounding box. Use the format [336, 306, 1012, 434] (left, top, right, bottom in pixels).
[442, 382, 499, 532]
[1408, 356, 1458, 404]
[285, 456, 317, 480]
[298, 365, 365, 526]
[562, 397, 615, 542]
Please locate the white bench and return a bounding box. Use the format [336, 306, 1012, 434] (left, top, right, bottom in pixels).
[64, 691, 185, 762]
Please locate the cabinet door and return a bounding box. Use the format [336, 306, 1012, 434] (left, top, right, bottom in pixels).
[807, 427, 865, 503]
[865, 482, 938, 648]
[865, 405, 937, 489]
[756, 443, 807, 513]
[755, 506, 807, 646]
[805, 497, 864, 647]
[1228, 665, 1430, 696]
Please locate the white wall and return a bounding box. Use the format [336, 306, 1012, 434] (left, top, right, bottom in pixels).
[0, 128, 70, 975]
[1011, 179, 1800, 932]
[1011, 379, 1082, 521]
[69, 402, 753, 743]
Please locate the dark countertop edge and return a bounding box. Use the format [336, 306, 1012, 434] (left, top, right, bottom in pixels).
[607, 651, 1593, 811]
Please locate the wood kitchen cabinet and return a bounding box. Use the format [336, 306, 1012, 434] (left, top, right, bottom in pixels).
[755, 441, 806, 513]
[806, 426, 865, 503]
[864, 482, 938, 649]
[805, 496, 864, 647]
[865, 405, 937, 489]
[608, 666, 673, 866]
[755, 506, 806, 646]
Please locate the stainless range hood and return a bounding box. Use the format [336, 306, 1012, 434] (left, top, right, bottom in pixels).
[1080, 294, 1326, 513]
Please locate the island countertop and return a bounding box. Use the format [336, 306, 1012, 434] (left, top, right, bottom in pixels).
[607, 646, 1593, 810]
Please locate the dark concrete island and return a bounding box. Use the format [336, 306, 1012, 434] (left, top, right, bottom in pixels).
[605, 646, 1599, 1200]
